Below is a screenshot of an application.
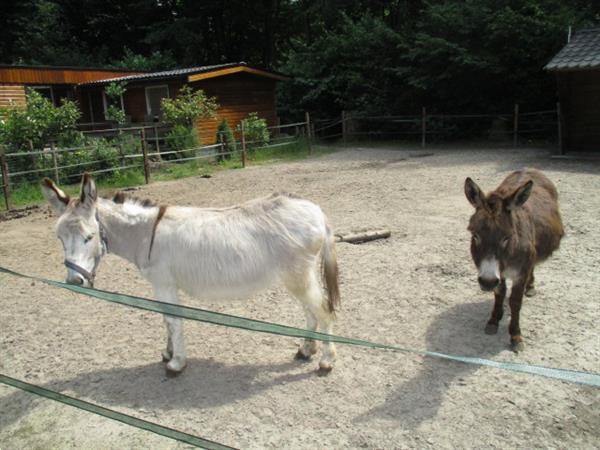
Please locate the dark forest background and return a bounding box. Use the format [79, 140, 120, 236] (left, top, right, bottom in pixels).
[1, 1, 598, 119]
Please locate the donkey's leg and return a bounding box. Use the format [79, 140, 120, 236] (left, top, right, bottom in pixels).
[294, 306, 319, 360]
[525, 269, 536, 297]
[285, 269, 336, 374]
[508, 279, 527, 352]
[485, 280, 506, 335]
[153, 285, 187, 375]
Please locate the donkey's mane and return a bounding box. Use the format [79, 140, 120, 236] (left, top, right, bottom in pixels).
[108, 191, 157, 208]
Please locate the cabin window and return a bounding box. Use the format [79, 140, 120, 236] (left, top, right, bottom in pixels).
[145, 85, 169, 121]
[30, 86, 54, 104]
[102, 90, 125, 121]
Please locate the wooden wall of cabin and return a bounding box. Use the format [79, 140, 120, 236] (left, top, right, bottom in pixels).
[192, 74, 278, 144]
[558, 71, 600, 152]
[0, 84, 26, 113]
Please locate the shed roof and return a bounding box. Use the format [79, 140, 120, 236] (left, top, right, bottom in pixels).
[545, 28, 600, 72]
[78, 62, 289, 86]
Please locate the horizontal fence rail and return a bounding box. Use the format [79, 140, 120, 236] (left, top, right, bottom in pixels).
[0, 117, 312, 210]
[314, 105, 561, 150]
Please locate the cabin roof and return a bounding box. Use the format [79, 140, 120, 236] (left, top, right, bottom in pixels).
[545, 28, 600, 72]
[78, 62, 290, 86]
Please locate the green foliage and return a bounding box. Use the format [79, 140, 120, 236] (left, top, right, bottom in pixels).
[104, 82, 127, 125]
[242, 113, 270, 149]
[161, 85, 218, 127]
[112, 47, 177, 71]
[165, 124, 199, 158]
[0, 89, 81, 153]
[216, 118, 236, 160]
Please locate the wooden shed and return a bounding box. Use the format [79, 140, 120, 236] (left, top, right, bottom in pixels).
[0, 65, 143, 111]
[77, 63, 289, 144]
[545, 28, 600, 153]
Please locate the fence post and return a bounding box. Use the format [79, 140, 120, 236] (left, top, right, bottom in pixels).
[513, 104, 519, 148]
[140, 129, 150, 184]
[421, 107, 427, 148]
[50, 141, 59, 184]
[240, 120, 247, 168]
[305, 111, 313, 155]
[556, 102, 564, 155]
[218, 132, 225, 162]
[154, 124, 161, 161]
[0, 146, 11, 210]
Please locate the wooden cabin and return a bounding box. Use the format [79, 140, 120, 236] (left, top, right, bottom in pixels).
[0, 65, 143, 111]
[545, 28, 600, 153]
[77, 63, 289, 144]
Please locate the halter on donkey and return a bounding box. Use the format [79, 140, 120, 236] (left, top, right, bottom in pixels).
[42, 174, 340, 375]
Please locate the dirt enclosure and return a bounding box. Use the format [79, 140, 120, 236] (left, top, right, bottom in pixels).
[1, 145, 598, 449]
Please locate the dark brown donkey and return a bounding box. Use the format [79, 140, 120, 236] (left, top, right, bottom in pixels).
[464, 168, 564, 351]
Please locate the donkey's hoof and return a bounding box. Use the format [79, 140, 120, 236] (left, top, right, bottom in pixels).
[165, 359, 187, 377]
[165, 367, 184, 378]
[510, 339, 525, 353]
[294, 349, 312, 361]
[161, 350, 172, 362]
[525, 287, 536, 297]
[317, 361, 333, 376]
[485, 323, 499, 335]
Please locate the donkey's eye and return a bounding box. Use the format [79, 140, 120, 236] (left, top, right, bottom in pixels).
[83, 234, 94, 244]
[472, 234, 481, 245]
[500, 236, 510, 248]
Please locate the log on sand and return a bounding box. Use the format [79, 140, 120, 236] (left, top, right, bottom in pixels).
[335, 229, 391, 244]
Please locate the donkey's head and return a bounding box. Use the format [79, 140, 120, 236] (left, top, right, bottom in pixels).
[464, 177, 533, 291]
[41, 174, 106, 287]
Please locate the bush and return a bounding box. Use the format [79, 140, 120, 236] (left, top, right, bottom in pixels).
[104, 82, 127, 125]
[165, 124, 199, 159]
[161, 85, 218, 127]
[216, 118, 236, 161]
[241, 112, 270, 150]
[0, 89, 81, 153]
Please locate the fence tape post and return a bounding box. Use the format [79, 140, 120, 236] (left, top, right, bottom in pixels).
[0, 146, 11, 210]
[241, 120, 247, 168]
[513, 104, 519, 148]
[140, 128, 150, 184]
[305, 111, 313, 155]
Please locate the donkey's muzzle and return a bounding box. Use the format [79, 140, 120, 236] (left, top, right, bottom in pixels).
[66, 273, 85, 286]
[478, 276, 500, 291]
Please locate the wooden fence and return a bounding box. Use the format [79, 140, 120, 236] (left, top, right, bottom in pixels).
[314, 104, 562, 150]
[0, 116, 313, 210]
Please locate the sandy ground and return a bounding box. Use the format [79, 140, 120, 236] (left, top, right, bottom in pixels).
[1, 144, 599, 449]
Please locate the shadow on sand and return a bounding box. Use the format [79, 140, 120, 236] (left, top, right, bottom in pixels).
[0, 356, 312, 428]
[356, 300, 510, 428]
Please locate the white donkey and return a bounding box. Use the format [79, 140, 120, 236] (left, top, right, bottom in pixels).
[41, 174, 340, 375]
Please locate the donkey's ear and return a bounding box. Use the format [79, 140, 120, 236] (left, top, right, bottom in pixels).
[79, 173, 97, 209]
[505, 180, 533, 211]
[464, 177, 484, 208]
[41, 178, 70, 215]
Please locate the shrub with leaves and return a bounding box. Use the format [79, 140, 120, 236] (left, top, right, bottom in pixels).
[242, 112, 270, 150]
[104, 82, 127, 125]
[216, 118, 236, 161]
[0, 89, 81, 153]
[165, 124, 199, 159]
[161, 85, 218, 127]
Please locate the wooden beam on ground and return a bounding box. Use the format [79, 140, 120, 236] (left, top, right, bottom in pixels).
[335, 229, 391, 244]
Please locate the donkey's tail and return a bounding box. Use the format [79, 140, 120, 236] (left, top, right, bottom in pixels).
[322, 223, 340, 314]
